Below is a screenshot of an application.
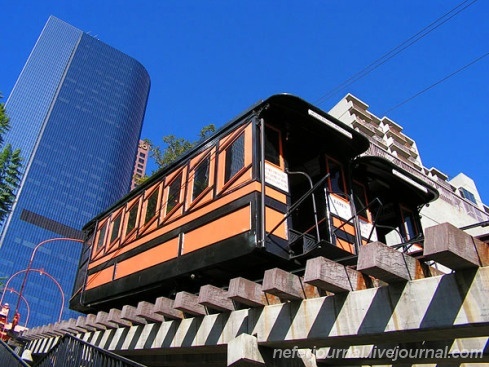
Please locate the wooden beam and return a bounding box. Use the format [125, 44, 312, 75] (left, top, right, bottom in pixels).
[357, 241, 424, 282]
[262, 268, 305, 301]
[120, 305, 147, 325]
[198, 285, 235, 311]
[174, 291, 207, 316]
[84, 313, 106, 331]
[135, 301, 164, 323]
[424, 222, 489, 270]
[304, 256, 368, 293]
[228, 277, 266, 307]
[106, 308, 133, 327]
[72, 315, 96, 333]
[154, 296, 184, 319]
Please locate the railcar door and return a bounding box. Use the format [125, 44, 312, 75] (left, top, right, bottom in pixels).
[324, 156, 359, 255]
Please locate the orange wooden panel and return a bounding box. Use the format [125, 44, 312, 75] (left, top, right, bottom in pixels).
[265, 186, 287, 204]
[266, 206, 287, 240]
[87, 182, 258, 269]
[115, 238, 179, 279]
[332, 217, 356, 236]
[85, 266, 114, 290]
[182, 205, 251, 254]
[336, 238, 354, 254]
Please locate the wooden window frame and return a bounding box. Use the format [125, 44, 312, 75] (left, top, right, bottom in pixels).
[92, 218, 109, 259]
[217, 123, 253, 193]
[107, 208, 123, 251]
[162, 167, 186, 221]
[140, 182, 162, 232]
[325, 155, 347, 198]
[122, 196, 141, 243]
[264, 124, 284, 169]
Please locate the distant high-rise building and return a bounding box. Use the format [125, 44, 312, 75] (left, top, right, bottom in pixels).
[0, 16, 150, 327]
[131, 140, 150, 190]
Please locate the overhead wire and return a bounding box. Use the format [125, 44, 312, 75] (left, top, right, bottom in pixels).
[314, 0, 479, 106]
[383, 50, 489, 114]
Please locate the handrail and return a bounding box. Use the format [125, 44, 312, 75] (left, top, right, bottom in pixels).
[33, 333, 147, 367]
[267, 173, 330, 240]
[0, 339, 30, 367]
[286, 169, 321, 241]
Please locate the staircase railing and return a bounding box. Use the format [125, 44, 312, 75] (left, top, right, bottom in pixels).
[33, 333, 146, 367]
[0, 339, 30, 367]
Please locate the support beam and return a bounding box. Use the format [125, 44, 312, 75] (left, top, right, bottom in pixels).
[251, 266, 489, 348]
[199, 285, 235, 311]
[84, 313, 106, 330]
[120, 305, 147, 325]
[227, 333, 265, 366]
[153, 297, 184, 319]
[304, 256, 368, 293]
[424, 222, 489, 270]
[262, 268, 305, 301]
[174, 292, 207, 316]
[228, 277, 266, 307]
[136, 301, 164, 323]
[357, 241, 424, 282]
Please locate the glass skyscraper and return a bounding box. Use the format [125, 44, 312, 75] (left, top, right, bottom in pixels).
[0, 16, 150, 327]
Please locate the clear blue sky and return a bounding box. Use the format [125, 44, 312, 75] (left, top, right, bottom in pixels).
[2, 1, 488, 202]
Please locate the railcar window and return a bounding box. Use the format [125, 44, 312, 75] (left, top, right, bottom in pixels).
[110, 214, 122, 244]
[145, 189, 159, 224]
[401, 207, 418, 241]
[224, 134, 245, 183]
[167, 174, 182, 214]
[126, 202, 139, 235]
[265, 125, 281, 166]
[326, 157, 346, 195]
[96, 221, 108, 252]
[352, 182, 368, 219]
[192, 156, 210, 201]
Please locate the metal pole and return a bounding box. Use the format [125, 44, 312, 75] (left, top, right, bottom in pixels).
[3, 268, 65, 326]
[13, 237, 83, 321]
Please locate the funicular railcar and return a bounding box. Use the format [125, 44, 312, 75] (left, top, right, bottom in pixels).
[70, 94, 437, 313]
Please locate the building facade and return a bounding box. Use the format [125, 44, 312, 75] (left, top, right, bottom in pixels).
[131, 140, 150, 190]
[329, 93, 489, 239]
[0, 16, 150, 327]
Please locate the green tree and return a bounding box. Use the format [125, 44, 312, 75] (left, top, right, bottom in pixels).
[135, 124, 215, 186]
[0, 93, 22, 224]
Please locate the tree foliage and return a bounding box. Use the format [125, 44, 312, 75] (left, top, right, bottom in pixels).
[135, 124, 216, 186]
[0, 93, 22, 224]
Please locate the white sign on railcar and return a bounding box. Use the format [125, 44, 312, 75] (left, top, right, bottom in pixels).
[328, 195, 352, 220]
[265, 163, 289, 192]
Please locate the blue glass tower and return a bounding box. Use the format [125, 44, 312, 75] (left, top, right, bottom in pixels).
[0, 16, 150, 327]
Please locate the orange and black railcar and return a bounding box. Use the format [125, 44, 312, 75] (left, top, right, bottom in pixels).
[70, 94, 437, 313]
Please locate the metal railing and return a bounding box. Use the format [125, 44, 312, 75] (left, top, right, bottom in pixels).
[33, 334, 146, 367]
[0, 339, 30, 367]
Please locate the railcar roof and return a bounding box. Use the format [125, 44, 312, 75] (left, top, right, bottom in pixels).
[83, 94, 370, 229]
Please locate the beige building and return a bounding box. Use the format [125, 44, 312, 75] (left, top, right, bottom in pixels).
[329, 93, 489, 238]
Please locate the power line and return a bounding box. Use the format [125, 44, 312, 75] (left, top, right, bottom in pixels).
[383, 50, 489, 115]
[314, 0, 478, 106]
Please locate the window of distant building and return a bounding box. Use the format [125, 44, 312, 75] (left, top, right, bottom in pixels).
[459, 187, 477, 205]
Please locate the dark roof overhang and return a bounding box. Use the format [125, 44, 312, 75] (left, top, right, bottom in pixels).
[352, 156, 439, 207]
[261, 94, 370, 158]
